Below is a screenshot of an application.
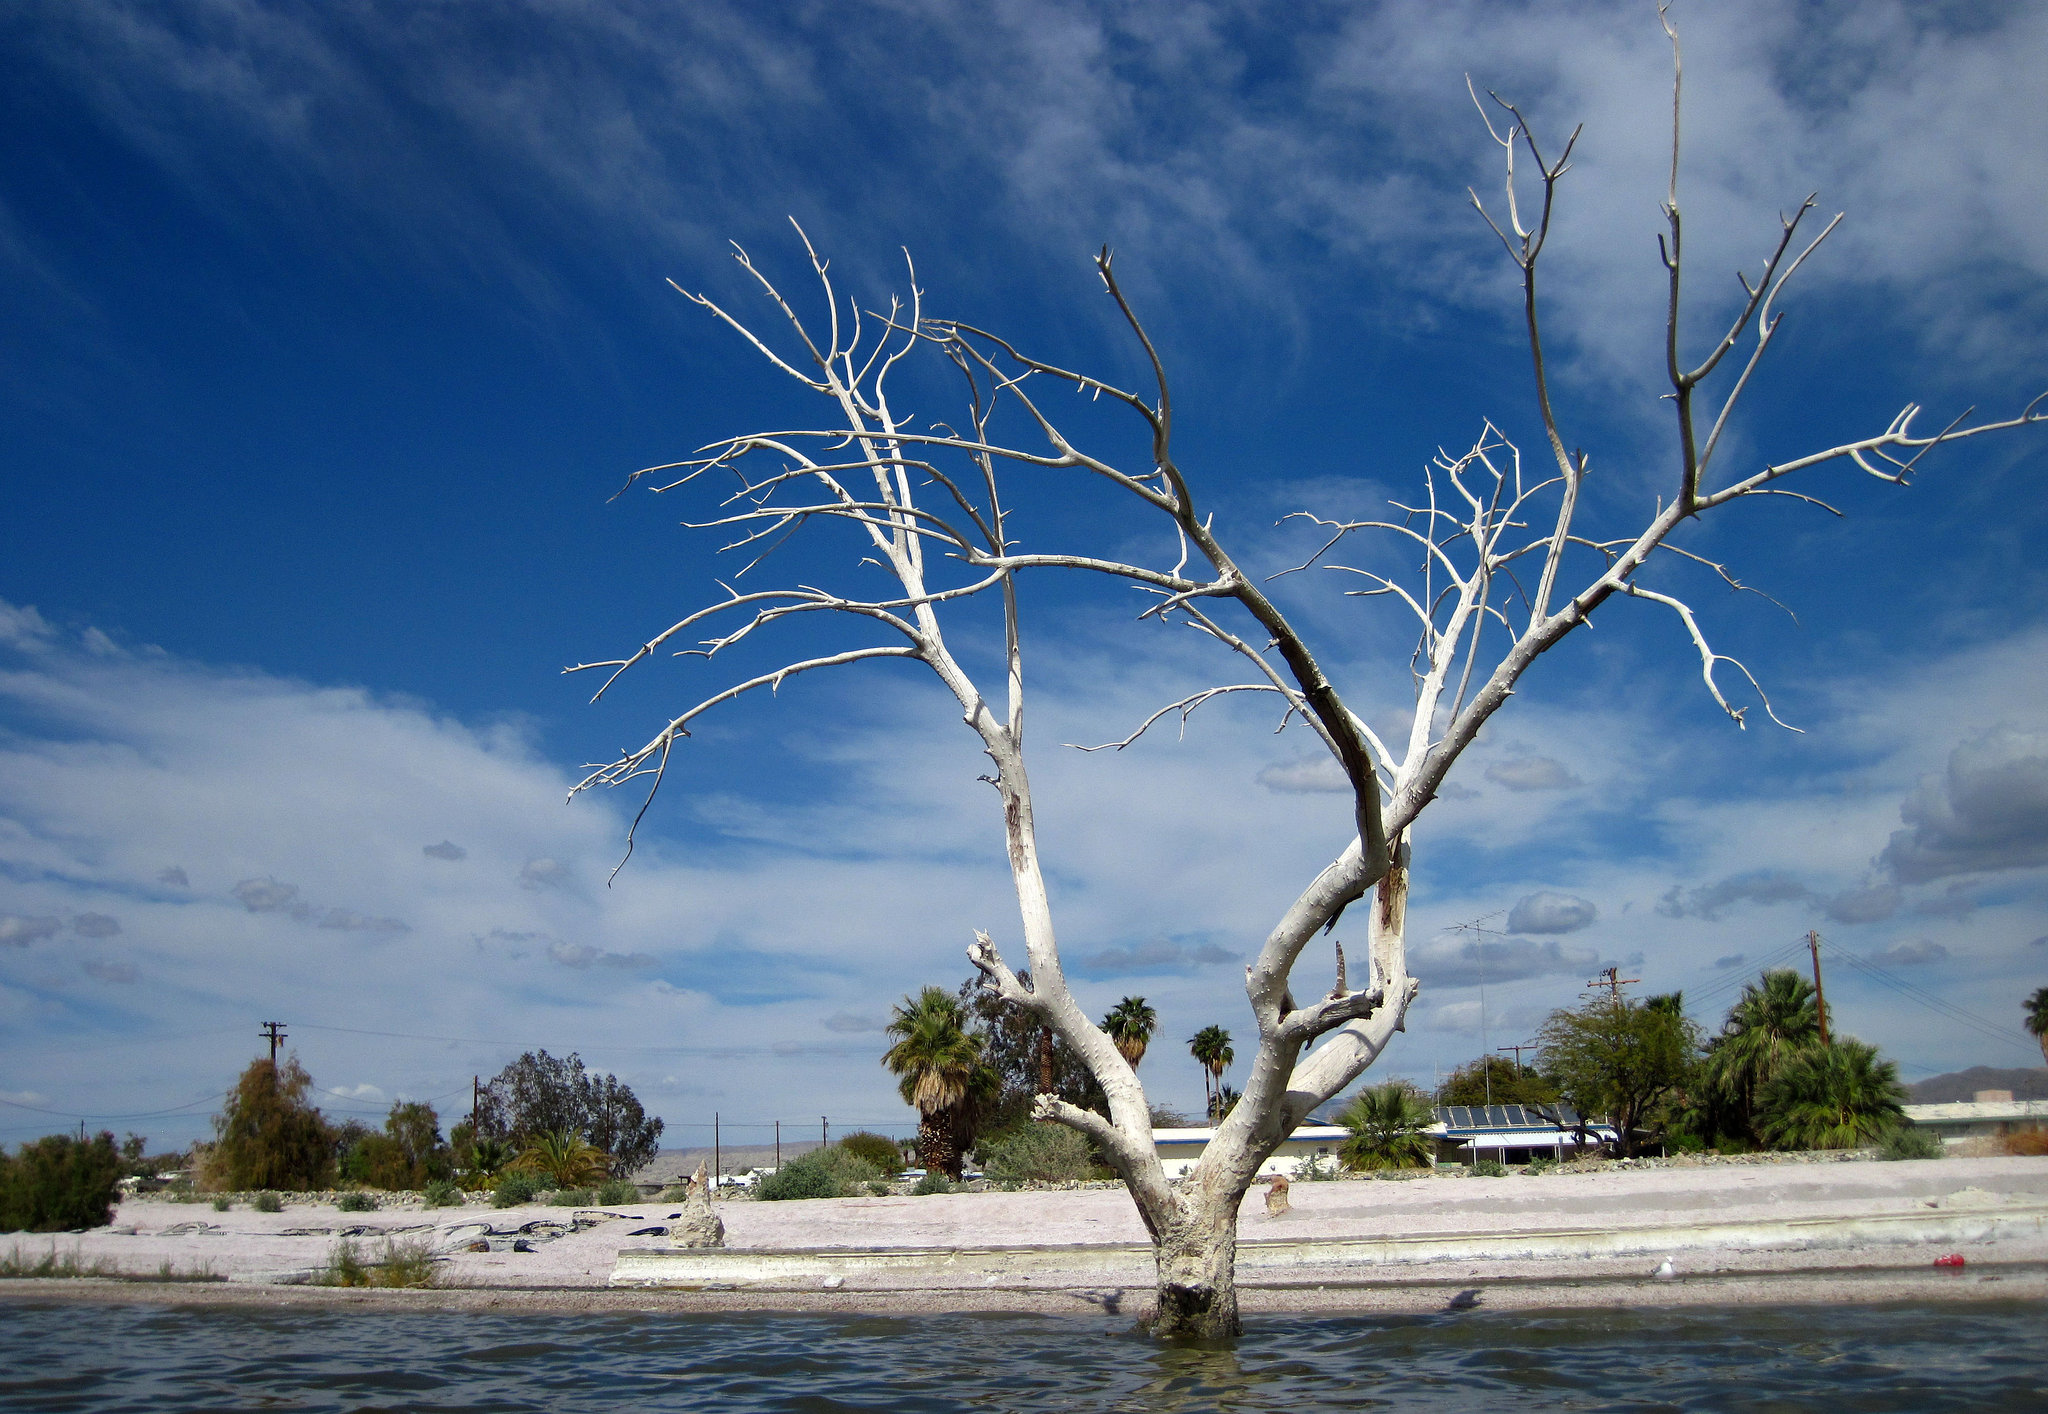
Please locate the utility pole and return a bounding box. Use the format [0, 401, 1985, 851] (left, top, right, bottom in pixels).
[1496, 1042, 1537, 1074]
[1807, 930, 1831, 1046]
[775, 1120, 781, 1172]
[471, 1076, 480, 1136]
[1583, 967, 1639, 1001]
[713, 1112, 720, 1185]
[259, 1021, 287, 1066]
[822, 1115, 829, 1150]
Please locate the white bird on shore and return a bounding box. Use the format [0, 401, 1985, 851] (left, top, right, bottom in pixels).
[1653, 1259, 1677, 1281]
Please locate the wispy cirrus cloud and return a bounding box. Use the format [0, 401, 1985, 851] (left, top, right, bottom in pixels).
[12, 0, 2044, 386]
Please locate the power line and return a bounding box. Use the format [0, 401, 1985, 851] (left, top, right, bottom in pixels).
[1681, 938, 1812, 1015]
[1819, 938, 2033, 1054]
[290, 1021, 876, 1058]
[0, 1090, 230, 1122]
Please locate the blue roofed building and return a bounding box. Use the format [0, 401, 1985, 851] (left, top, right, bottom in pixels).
[1430, 1105, 1616, 1164]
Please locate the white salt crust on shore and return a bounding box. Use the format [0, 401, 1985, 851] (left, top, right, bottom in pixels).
[3, 1154, 2043, 1317]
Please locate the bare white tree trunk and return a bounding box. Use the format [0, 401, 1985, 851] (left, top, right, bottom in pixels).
[569, 13, 2041, 1340]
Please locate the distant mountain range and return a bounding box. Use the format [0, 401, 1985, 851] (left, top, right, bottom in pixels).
[1907, 1066, 2048, 1102]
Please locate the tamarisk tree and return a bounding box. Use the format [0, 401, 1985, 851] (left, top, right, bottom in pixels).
[567, 20, 2041, 1338]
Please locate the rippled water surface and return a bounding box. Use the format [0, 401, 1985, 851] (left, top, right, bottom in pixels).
[3, 1299, 2044, 1412]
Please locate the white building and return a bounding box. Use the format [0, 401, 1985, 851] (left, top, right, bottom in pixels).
[1151, 1105, 1618, 1177]
[1902, 1093, 2048, 1150]
[1151, 1125, 1349, 1179]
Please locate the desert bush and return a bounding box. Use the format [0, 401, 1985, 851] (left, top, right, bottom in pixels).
[320, 1235, 437, 1289]
[251, 1191, 283, 1213]
[912, 1172, 955, 1196]
[422, 1180, 464, 1208]
[2007, 1128, 2048, 1157]
[336, 1191, 377, 1212]
[1524, 1156, 1556, 1176]
[814, 1147, 884, 1191]
[980, 1124, 1093, 1185]
[594, 1179, 640, 1206]
[491, 1170, 544, 1207]
[835, 1132, 904, 1176]
[1469, 1159, 1508, 1177]
[548, 1187, 595, 1207]
[656, 1184, 691, 1201]
[0, 1132, 124, 1233]
[211, 1196, 232, 1212]
[1877, 1127, 1945, 1161]
[756, 1148, 883, 1201]
[755, 1154, 838, 1201]
[1291, 1154, 1338, 1181]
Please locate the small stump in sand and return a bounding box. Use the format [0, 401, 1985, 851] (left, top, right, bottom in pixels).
[670, 1160, 726, 1248]
[1264, 1173, 1291, 1217]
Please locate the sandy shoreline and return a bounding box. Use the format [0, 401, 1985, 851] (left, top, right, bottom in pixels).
[5, 1154, 2044, 1320]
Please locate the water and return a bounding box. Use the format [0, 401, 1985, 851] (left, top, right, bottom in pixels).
[2, 1299, 2043, 1411]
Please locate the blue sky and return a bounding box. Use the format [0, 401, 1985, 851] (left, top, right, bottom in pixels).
[2, 0, 2045, 1151]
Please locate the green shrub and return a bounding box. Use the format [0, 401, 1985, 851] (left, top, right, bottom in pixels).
[1878, 1126, 1944, 1161]
[1524, 1156, 1556, 1176]
[595, 1179, 640, 1205]
[1469, 1159, 1508, 1177]
[251, 1191, 283, 1213]
[980, 1125, 1093, 1185]
[211, 1196, 232, 1212]
[756, 1154, 838, 1201]
[755, 1147, 883, 1201]
[835, 1132, 904, 1176]
[0, 1133, 124, 1233]
[491, 1170, 544, 1207]
[548, 1187, 595, 1207]
[656, 1184, 691, 1201]
[335, 1191, 377, 1212]
[912, 1172, 955, 1196]
[422, 1180, 464, 1208]
[1291, 1154, 1338, 1181]
[814, 1147, 883, 1192]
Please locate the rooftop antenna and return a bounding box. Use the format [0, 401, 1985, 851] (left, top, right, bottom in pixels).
[1450, 911, 1507, 1106]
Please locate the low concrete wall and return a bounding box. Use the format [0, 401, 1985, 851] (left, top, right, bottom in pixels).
[611, 1202, 2048, 1288]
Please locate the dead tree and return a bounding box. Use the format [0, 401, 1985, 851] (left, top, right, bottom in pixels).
[567, 13, 2041, 1338]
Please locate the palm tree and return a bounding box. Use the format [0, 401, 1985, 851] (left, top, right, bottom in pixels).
[883, 986, 990, 1181]
[2026, 987, 2048, 1067]
[513, 1130, 609, 1187]
[1702, 968, 1822, 1140]
[1188, 1026, 1234, 1123]
[1337, 1083, 1436, 1171]
[469, 1135, 514, 1180]
[1103, 997, 1158, 1069]
[1755, 1037, 1906, 1150]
